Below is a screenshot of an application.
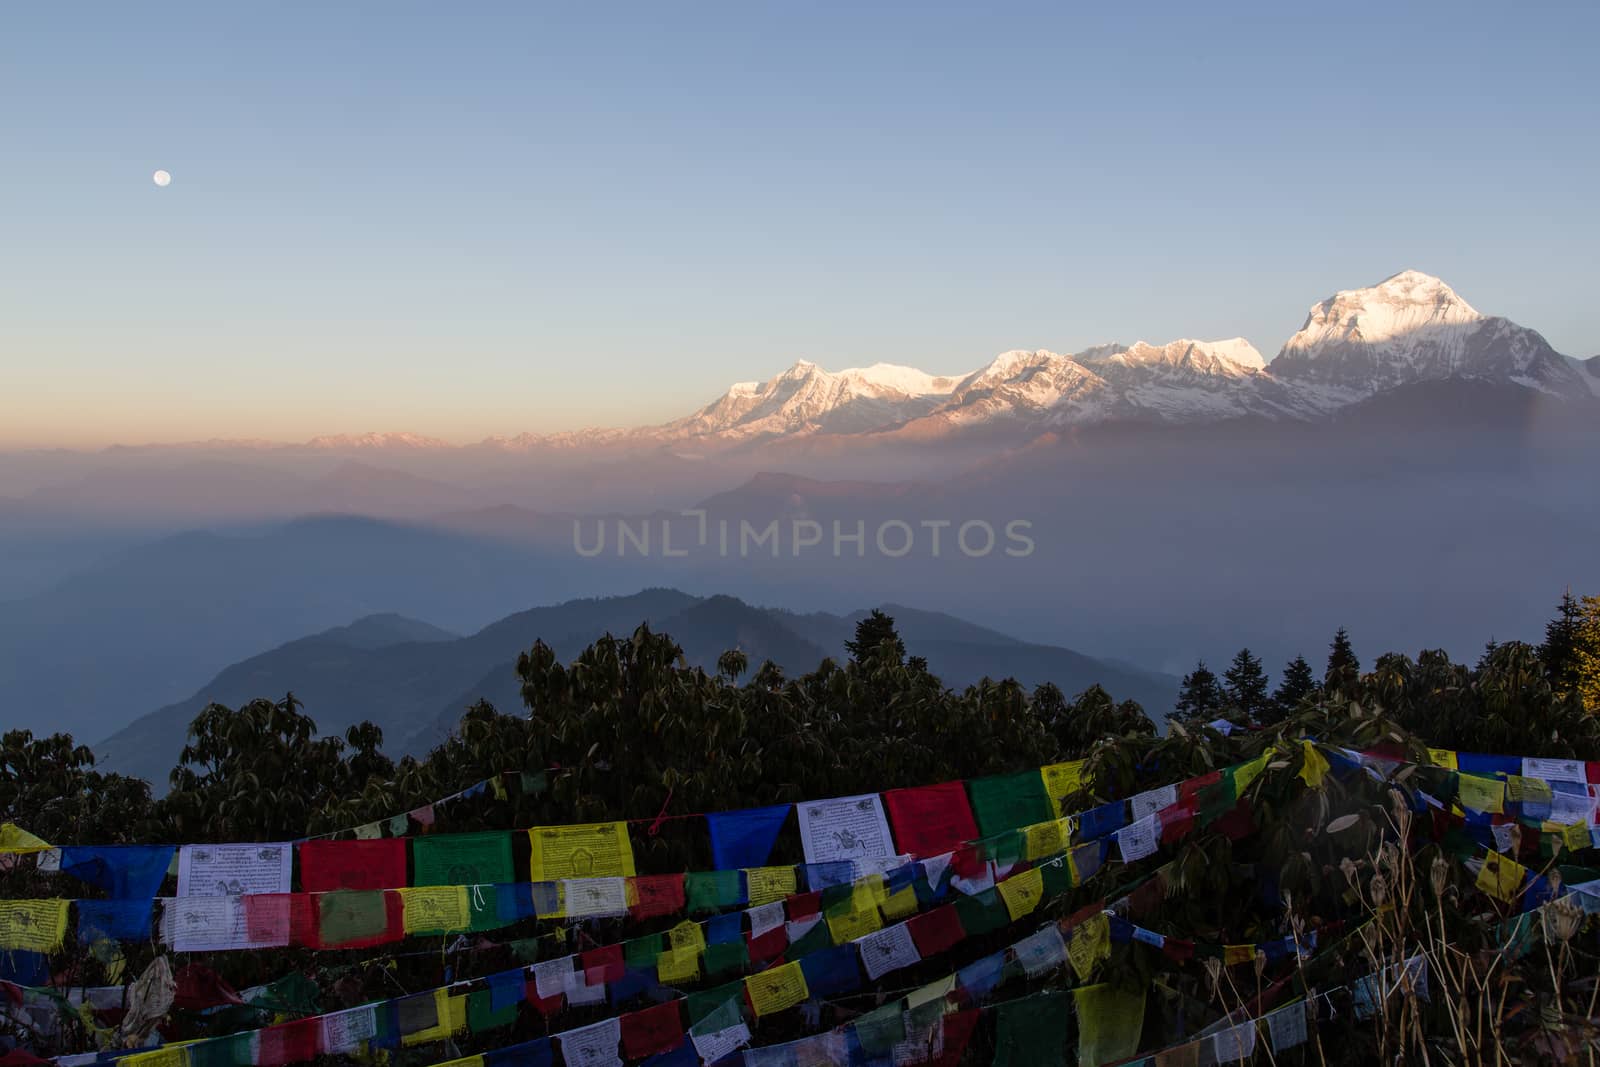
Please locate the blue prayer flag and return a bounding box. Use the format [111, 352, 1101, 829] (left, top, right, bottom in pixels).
[707, 804, 791, 871]
[77, 899, 153, 943]
[61, 845, 175, 899]
[800, 944, 861, 997]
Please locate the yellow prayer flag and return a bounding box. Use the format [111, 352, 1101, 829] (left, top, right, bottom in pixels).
[1298, 742, 1330, 789]
[997, 867, 1045, 921]
[1223, 944, 1254, 966]
[744, 866, 799, 907]
[826, 903, 882, 944]
[1068, 913, 1110, 982]
[399, 886, 470, 934]
[656, 947, 701, 985]
[1427, 749, 1458, 770]
[490, 776, 508, 801]
[1475, 852, 1525, 903]
[1458, 775, 1505, 815]
[0, 900, 69, 952]
[745, 961, 809, 1017]
[666, 920, 706, 957]
[528, 821, 636, 881]
[906, 975, 957, 1013]
[1233, 753, 1271, 794]
[1042, 761, 1087, 818]
[881, 885, 919, 921]
[121, 1048, 190, 1067]
[1023, 818, 1070, 860]
[1506, 776, 1552, 805]
[403, 991, 468, 1046]
[1562, 821, 1590, 852]
[0, 823, 52, 854]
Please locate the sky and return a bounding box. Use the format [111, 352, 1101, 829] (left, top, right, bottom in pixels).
[3, 2, 1598, 448]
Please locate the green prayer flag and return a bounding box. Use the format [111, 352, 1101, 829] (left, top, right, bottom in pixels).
[1040, 854, 1075, 897]
[468, 988, 518, 1033]
[1073, 984, 1146, 1067]
[387, 814, 409, 837]
[469, 885, 510, 932]
[1197, 772, 1239, 826]
[993, 990, 1070, 1067]
[968, 771, 1055, 837]
[188, 1031, 254, 1067]
[787, 917, 833, 957]
[955, 887, 1011, 937]
[520, 770, 548, 796]
[855, 1003, 908, 1055]
[317, 890, 390, 947]
[412, 830, 513, 886]
[625, 932, 666, 970]
[687, 982, 747, 1029]
[704, 939, 751, 979]
[984, 829, 1027, 869]
[686, 869, 745, 913]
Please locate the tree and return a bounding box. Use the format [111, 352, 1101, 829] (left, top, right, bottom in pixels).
[1541, 590, 1584, 694]
[1575, 594, 1600, 713]
[1174, 661, 1225, 723]
[845, 609, 905, 665]
[0, 729, 158, 844]
[1325, 627, 1360, 689]
[1222, 648, 1270, 722]
[1270, 656, 1317, 719]
[717, 648, 749, 682]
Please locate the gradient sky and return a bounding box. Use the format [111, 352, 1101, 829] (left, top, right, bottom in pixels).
[4, 2, 1597, 448]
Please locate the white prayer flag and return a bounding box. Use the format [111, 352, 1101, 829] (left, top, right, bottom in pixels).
[858, 922, 921, 980]
[892, 1014, 944, 1066]
[748, 901, 786, 939]
[692, 1021, 752, 1064]
[1522, 758, 1587, 784]
[533, 956, 577, 1000]
[321, 1006, 378, 1055]
[1548, 791, 1597, 826]
[1266, 1002, 1308, 1053]
[797, 793, 895, 865]
[557, 1016, 623, 1067]
[1115, 813, 1160, 863]
[562, 877, 628, 919]
[176, 843, 292, 897]
[1212, 1019, 1257, 1062]
[1130, 785, 1178, 821]
[159, 896, 286, 952]
[1013, 924, 1067, 977]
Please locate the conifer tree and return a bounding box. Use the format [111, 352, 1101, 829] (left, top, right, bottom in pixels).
[1325, 626, 1360, 688]
[1175, 660, 1225, 723]
[1271, 655, 1317, 718]
[1540, 590, 1584, 694]
[1223, 648, 1270, 722]
[845, 609, 906, 665]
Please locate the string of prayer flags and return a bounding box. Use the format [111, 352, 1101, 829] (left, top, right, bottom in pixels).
[1041, 760, 1088, 818]
[688, 996, 750, 1064]
[413, 831, 514, 887]
[1073, 984, 1146, 1067]
[1476, 851, 1526, 903]
[0, 901, 70, 952]
[1211, 1018, 1258, 1062]
[706, 805, 791, 871]
[528, 823, 635, 881]
[883, 782, 980, 858]
[312, 890, 403, 950]
[60, 846, 175, 900]
[1265, 1000, 1309, 1053]
[745, 960, 809, 1017]
[298, 839, 406, 893]
[967, 771, 1054, 838]
[1115, 813, 1161, 863]
[685, 870, 744, 914]
[993, 991, 1070, 1067]
[797, 794, 894, 866]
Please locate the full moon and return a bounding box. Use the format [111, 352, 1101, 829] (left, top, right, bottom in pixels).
[152, 170, 171, 187]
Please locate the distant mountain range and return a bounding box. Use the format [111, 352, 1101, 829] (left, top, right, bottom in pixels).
[94, 590, 1179, 788]
[29, 271, 1594, 460]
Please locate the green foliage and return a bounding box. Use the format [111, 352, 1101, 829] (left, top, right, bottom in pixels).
[1221, 648, 1270, 723]
[0, 729, 158, 844]
[1326, 625, 1360, 690]
[1173, 661, 1225, 724]
[1269, 655, 1317, 721]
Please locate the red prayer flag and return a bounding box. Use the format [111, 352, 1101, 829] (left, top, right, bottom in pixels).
[1213, 801, 1256, 842]
[883, 781, 980, 859]
[172, 965, 243, 1010]
[257, 1018, 319, 1065]
[621, 1000, 685, 1059]
[927, 1009, 980, 1067]
[1179, 771, 1221, 805]
[747, 926, 787, 963]
[629, 874, 687, 920]
[1160, 803, 1196, 846]
[907, 904, 965, 958]
[582, 944, 626, 986]
[1162, 938, 1196, 963]
[299, 839, 408, 893]
[525, 980, 563, 1016]
[0, 1050, 50, 1067]
[786, 890, 822, 920]
[1587, 761, 1600, 785]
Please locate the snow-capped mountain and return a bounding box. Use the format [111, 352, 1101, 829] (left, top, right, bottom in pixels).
[1270, 270, 1596, 401]
[660, 360, 962, 439]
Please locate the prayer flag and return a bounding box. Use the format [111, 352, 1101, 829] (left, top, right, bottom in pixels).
[707, 805, 791, 871]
